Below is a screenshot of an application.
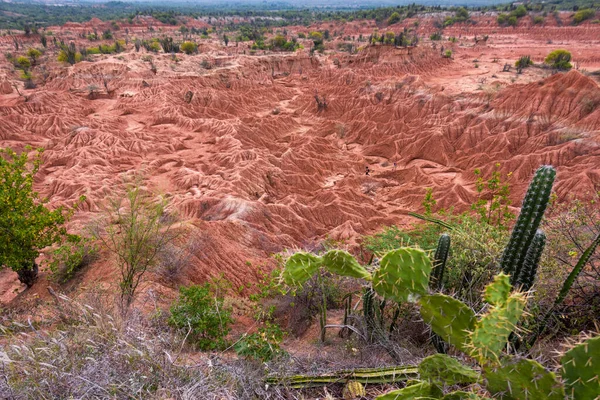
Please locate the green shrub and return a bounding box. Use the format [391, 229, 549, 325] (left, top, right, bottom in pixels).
[234, 322, 285, 361]
[15, 56, 30, 70]
[430, 32, 442, 41]
[169, 284, 232, 351]
[508, 15, 518, 26]
[534, 15, 545, 24]
[86, 47, 100, 55]
[387, 12, 401, 25]
[444, 49, 452, 58]
[181, 41, 197, 54]
[512, 5, 528, 18]
[48, 235, 98, 283]
[497, 13, 508, 24]
[573, 8, 595, 24]
[516, 55, 533, 68]
[545, 49, 572, 70]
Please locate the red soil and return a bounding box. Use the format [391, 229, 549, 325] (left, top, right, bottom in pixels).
[1, 14, 599, 304]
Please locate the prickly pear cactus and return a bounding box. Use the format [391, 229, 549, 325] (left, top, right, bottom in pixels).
[372, 248, 432, 303]
[485, 357, 565, 400]
[342, 380, 366, 400]
[418, 354, 479, 386]
[560, 334, 600, 400]
[282, 252, 322, 285]
[442, 392, 492, 400]
[375, 381, 442, 400]
[499, 165, 555, 285]
[322, 250, 372, 280]
[468, 275, 527, 363]
[419, 294, 476, 352]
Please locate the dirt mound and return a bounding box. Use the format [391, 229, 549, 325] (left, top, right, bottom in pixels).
[0, 19, 599, 301]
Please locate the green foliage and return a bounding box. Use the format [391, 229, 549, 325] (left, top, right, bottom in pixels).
[26, 47, 42, 62]
[430, 32, 442, 41]
[420, 294, 476, 352]
[234, 322, 285, 361]
[57, 43, 82, 65]
[423, 187, 437, 215]
[472, 164, 514, 229]
[444, 50, 452, 58]
[499, 165, 555, 286]
[15, 56, 30, 70]
[512, 5, 528, 18]
[372, 248, 432, 303]
[169, 284, 232, 351]
[270, 34, 299, 51]
[48, 235, 97, 283]
[573, 8, 595, 24]
[515, 55, 533, 69]
[485, 358, 565, 399]
[533, 15, 545, 24]
[418, 354, 479, 386]
[560, 335, 600, 399]
[387, 11, 401, 25]
[180, 41, 197, 54]
[0, 148, 80, 286]
[544, 49, 573, 70]
[159, 36, 180, 53]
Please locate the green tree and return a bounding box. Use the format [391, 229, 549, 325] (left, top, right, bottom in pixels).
[545, 49, 572, 70]
[15, 56, 31, 70]
[0, 148, 81, 286]
[387, 12, 401, 25]
[27, 48, 42, 65]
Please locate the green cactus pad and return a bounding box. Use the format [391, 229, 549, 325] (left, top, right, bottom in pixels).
[485, 357, 565, 400]
[418, 354, 479, 386]
[373, 248, 432, 303]
[282, 252, 322, 285]
[419, 294, 476, 352]
[561, 335, 600, 400]
[322, 250, 372, 281]
[442, 392, 491, 400]
[375, 381, 442, 400]
[469, 293, 526, 363]
[483, 273, 512, 306]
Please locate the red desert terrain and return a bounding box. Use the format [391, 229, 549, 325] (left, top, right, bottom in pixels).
[1, 12, 599, 304]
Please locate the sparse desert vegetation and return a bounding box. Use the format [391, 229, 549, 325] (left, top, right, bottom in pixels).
[1, 0, 600, 398]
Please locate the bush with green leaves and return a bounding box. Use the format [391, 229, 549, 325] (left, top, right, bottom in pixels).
[48, 235, 98, 283]
[169, 283, 232, 351]
[181, 41, 198, 54]
[573, 8, 595, 24]
[545, 49, 572, 70]
[515, 55, 533, 69]
[234, 322, 286, 362]
[0, 147, 83, 286]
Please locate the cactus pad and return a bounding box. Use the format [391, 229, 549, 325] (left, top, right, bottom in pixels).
[418, 354, 479, 386]
[485, 357, 565, 400]
[283, 252, 322, 285]
[322, 250, 372, 281]
[468, 278, 527, 362]
[483, 273, 512, 306]
[375, 381, 442, 399]
[373, 248, 432, 303]
[442, 392, 491, 400]
[560, 334, 600, 400]
[419, 294, 476, 352]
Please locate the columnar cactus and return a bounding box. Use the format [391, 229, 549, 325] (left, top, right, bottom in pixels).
[498, 165, 555, 285]
[430, 234, 451, 291]
[516, 229, 546, 291]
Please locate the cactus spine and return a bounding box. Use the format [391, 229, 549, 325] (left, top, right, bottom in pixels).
[498, 165, 556, 286]
[430, 234, 451, 291]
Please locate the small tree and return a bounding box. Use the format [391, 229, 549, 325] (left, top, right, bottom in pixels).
[93, 180, 177, 311]
[545, 49, 572, 70]
[27, 48, 42, 65]
[387, 12, 401, 25]
[0, 148, 81, 286]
